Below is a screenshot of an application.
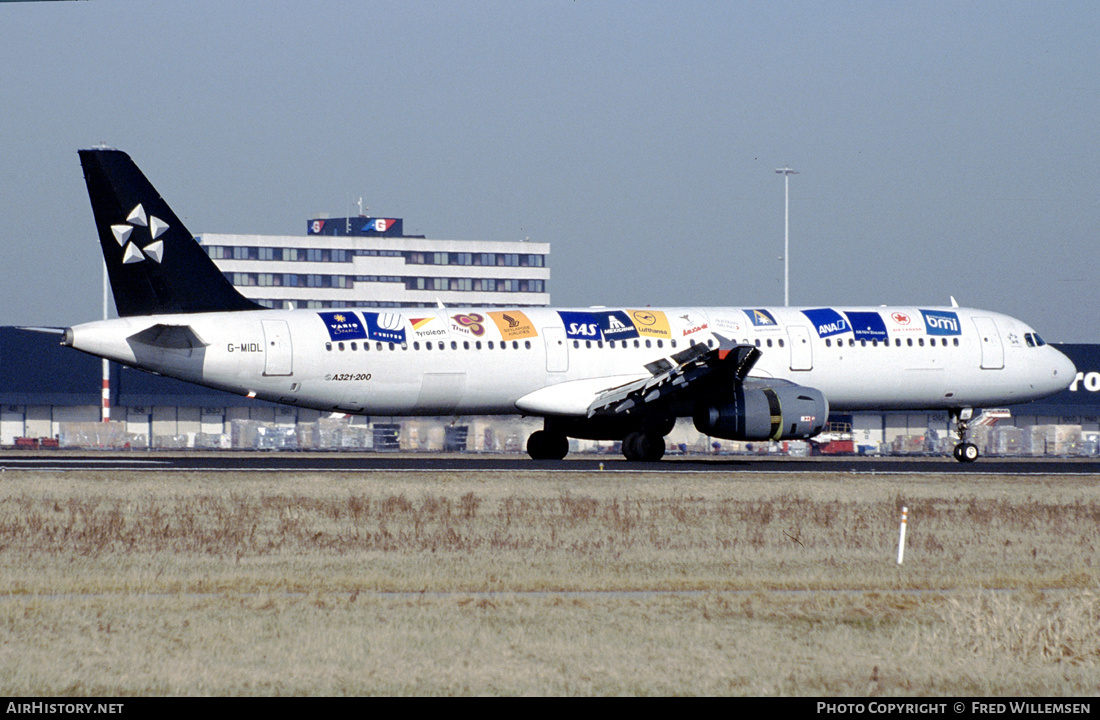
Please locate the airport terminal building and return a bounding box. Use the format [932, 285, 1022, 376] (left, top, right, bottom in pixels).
[1, 327, 1097, 456]
[198, 215, 550, 310]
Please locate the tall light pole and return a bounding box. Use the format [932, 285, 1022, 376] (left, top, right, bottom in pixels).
[776, 166, 798, 306]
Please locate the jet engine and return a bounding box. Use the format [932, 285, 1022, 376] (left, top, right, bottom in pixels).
[693, 383, 828, 441]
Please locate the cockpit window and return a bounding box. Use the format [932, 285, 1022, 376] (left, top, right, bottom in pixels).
[1034, 333, 1046, 346]
[1025, 333, 1035, 347]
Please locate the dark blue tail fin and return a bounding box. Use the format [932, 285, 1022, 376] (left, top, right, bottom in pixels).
[79, 148, 263, 317]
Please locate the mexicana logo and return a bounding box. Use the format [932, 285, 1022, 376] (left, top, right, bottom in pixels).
[595, 310, 639, 340]
[801, 308, 849, 338]
[920, 310, 961, 336]
[319, 311, 367, 340]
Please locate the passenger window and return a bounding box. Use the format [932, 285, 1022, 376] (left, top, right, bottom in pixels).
[513, 341, 519, 349]
[645, 340, 652, 348]
[825, 339, 831, 347]
[388, 343, 395, 351]
[451, 341, 457, 350]
[918, 338, 925, 347]
[338, 342, 345, 351]
[657, 340, 664, 348]
[413, 342, 420, 350]
[325, 342, 332, 351]
[524, 340, 531, 349]
[953, 338, 959, 346]
[463, 341, 470, 350]
[609, 341, 616, 348]
[488, 341, 495, 349]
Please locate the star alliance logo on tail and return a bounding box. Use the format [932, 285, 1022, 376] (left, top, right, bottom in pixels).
[111, 204, 168, 264]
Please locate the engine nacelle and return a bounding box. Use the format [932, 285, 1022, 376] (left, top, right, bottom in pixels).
[693, 383, 828, 441]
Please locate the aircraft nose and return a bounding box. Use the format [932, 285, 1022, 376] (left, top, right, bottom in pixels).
[1049, 347, 1076, 392]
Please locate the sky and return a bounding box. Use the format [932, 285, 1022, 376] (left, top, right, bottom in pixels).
[1, 1, 1098, 341]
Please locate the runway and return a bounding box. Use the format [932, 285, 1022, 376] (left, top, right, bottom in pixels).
[0, 451, 1097, 474]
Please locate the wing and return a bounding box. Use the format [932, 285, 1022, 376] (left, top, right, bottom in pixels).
[585, 334, 760, 418]
[514, 333, 761, 418]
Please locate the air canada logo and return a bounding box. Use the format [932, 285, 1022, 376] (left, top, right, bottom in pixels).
[111, 204, 168, 264]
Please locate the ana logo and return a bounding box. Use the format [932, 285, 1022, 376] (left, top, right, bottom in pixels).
[111, 203, 168, 264]
[892, 312, 911, 325]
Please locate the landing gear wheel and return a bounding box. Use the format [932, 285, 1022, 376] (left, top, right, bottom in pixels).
[954, 442, 979, 463]
[621, 432, 665, 462]
[527, 430, 569, 460]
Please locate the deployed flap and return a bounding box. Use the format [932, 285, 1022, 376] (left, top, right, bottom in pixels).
[587, 334, 761, 418]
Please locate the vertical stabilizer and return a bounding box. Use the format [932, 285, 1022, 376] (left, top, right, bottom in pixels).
[79, 148, 263, 316]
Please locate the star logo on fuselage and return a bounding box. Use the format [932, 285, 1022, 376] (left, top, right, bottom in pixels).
[110, 204, 167, 264]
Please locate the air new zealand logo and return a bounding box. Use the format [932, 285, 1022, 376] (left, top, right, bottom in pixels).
[110, 204, 168, 265]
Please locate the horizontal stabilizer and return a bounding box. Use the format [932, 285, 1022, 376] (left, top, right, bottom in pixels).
[127, 324, 208, 350]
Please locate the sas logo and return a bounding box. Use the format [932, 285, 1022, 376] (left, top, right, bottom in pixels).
[920, 310, 961, 336]
[112, 203, 168, 265]
[743, 309, 778, 327]
[319, 311, 367, 340]
[801, 308, 849, 338]
[558, 311, 602, 340]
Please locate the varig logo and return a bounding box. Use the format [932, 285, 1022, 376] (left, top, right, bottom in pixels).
[319, 311, 367, 340]
[920, 310, 961, 336]
[111, 203, 168, 265]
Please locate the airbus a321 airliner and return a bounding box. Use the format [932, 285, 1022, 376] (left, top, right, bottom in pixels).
[61, 148, 1075, 462]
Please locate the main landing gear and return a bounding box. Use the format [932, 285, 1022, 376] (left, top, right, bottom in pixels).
[621, 431, 666, 462]
[526, 429, 569, 460]
[951, 408, 980, 463]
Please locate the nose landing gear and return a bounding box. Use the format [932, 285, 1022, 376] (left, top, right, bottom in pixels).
[951, 408, 979, 463]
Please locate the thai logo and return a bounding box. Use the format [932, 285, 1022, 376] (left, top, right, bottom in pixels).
[111, 203, 168, 264]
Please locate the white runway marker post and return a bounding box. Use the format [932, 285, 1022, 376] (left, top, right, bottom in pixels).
[897, 506, 909, 565]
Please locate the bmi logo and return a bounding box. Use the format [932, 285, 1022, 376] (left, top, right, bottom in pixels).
[111, 204, 168, 264]
[920, 310, 961, 336]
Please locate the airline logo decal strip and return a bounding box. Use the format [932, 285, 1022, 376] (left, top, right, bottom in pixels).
[558, 311, 602, 340]
[628, 309, 671, 338]
[744, 308, 778, 328]
[596, 310, 639, 341]
[364, 312, 407, 343]
[319, 312, 368, 341]
[489, 311, 538, 340]
[844, 311, 888, 341]
[921, 310, 962, 336]
[801, 308, 850, 338]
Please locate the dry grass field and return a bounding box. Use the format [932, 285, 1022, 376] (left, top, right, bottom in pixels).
[1, 464, 1099, 695]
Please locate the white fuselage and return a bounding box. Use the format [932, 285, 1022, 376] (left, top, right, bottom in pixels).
[63, 305, 1075, 419]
